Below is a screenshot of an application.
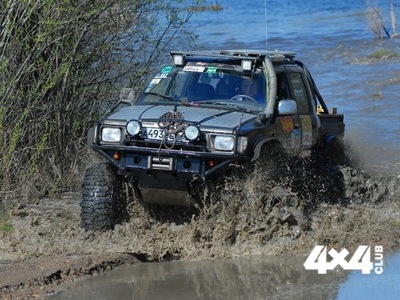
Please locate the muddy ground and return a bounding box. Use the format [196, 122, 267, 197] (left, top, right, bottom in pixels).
[1, 156, 400, 299]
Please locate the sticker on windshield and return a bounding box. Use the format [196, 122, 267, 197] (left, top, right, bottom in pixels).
[206, 67, 218, 73]
[154, 73, 168, 79]
[150, 78, 161, 84]
[161, 66, 172, 74]
[183, 65, 205, 73]
[145, 78, 162, 92]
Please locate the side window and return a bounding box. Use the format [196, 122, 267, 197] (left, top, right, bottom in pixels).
[276, 73, 291, 100]
[288, 72, 310, 114]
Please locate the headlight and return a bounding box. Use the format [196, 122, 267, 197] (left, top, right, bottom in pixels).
[101, 127, 122, 143]
[185, 125, 200, 141]
[126, 120, 141, 136]
[213, 135, 234, 151]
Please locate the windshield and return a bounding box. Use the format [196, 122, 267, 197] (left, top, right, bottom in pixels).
[138, 62, 267, 110]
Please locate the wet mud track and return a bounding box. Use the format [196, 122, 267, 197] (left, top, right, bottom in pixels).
[0, 253, 140, 299]
[1, 161, 400, 298]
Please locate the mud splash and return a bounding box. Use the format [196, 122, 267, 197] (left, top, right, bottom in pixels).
[1, 150, 399, 263]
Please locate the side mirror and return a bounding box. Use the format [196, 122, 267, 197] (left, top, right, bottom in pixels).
[119, 88, 135, 104]
[278, 99, 297, 115]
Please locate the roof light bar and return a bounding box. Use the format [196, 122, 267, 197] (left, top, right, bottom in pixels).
[173, 54, 185, 66]
[241, 60, 253, 71]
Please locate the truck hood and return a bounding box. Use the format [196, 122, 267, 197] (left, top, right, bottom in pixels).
[107, 104, 256, 132]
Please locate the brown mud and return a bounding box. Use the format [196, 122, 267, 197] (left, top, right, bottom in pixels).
[1, 155, 400, 298]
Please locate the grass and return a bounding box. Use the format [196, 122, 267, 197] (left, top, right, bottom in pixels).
[0, 213, 13, 233]
[351, 48, 399, 65]
[391, 221, 400, 229]
[369, 48, 398, 59]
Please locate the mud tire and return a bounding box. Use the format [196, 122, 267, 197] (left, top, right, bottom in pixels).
[80, 163, 127, 231]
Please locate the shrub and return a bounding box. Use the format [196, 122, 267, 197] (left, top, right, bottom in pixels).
[0, 0, 201, 206]
[366, 1, 398, 38]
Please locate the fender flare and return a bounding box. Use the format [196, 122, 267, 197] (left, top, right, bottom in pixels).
[251, 137, 281, 161]
[87, 126, 97, 145]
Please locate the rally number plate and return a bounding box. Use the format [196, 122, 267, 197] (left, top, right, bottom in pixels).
[143, 128, 164, 140]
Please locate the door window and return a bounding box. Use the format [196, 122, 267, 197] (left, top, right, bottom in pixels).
[288, 72, 310, 114]
[276, 73, 291, 100]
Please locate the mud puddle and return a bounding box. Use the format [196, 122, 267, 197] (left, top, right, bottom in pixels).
[50, 251, 400, 300]
[49, 255, 348, 300]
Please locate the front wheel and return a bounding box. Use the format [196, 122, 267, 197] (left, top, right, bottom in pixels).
[80, 163, 128, 231]
[254, 142, 287, 180]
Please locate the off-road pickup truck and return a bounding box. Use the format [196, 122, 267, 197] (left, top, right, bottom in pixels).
[81, 50, 345, 231]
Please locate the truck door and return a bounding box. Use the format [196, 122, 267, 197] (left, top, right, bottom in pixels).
[286, 68, 320, 150]
[275, 72, 302, 151]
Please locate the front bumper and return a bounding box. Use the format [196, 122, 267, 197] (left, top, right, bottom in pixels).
[93, 144, 246, 179]
[94, 144, 246, 205]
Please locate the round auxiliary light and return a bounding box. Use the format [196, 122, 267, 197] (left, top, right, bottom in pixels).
[126, 120, 141, 136]
[185, 125, 200, 141]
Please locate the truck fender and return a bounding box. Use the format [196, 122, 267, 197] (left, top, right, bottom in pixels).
[87, 126, 97, 145]
[251, 137, 281, 161]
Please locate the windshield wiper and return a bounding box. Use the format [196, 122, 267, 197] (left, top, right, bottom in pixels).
[144, 92, 177, 102]
[145, 92, 196, 107]
[200, 100, 236, 106]
[200, 100, 259, 110]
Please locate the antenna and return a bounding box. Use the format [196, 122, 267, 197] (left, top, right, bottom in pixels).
[264, 0, 268, 50]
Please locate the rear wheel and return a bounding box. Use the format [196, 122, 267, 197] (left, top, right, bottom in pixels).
[80, 163, 128, 231]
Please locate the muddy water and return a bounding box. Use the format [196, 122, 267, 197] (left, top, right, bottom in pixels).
[47, 0, 400, 298]
[51, 252, 400, 299]
[51, 255, 346, 299]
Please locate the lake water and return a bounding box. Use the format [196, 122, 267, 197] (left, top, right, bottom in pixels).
[189, 0, 370, 48]
[188, 0, 400, 172]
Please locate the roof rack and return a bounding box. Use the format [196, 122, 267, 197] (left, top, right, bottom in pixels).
[170, 49, 296, 62]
